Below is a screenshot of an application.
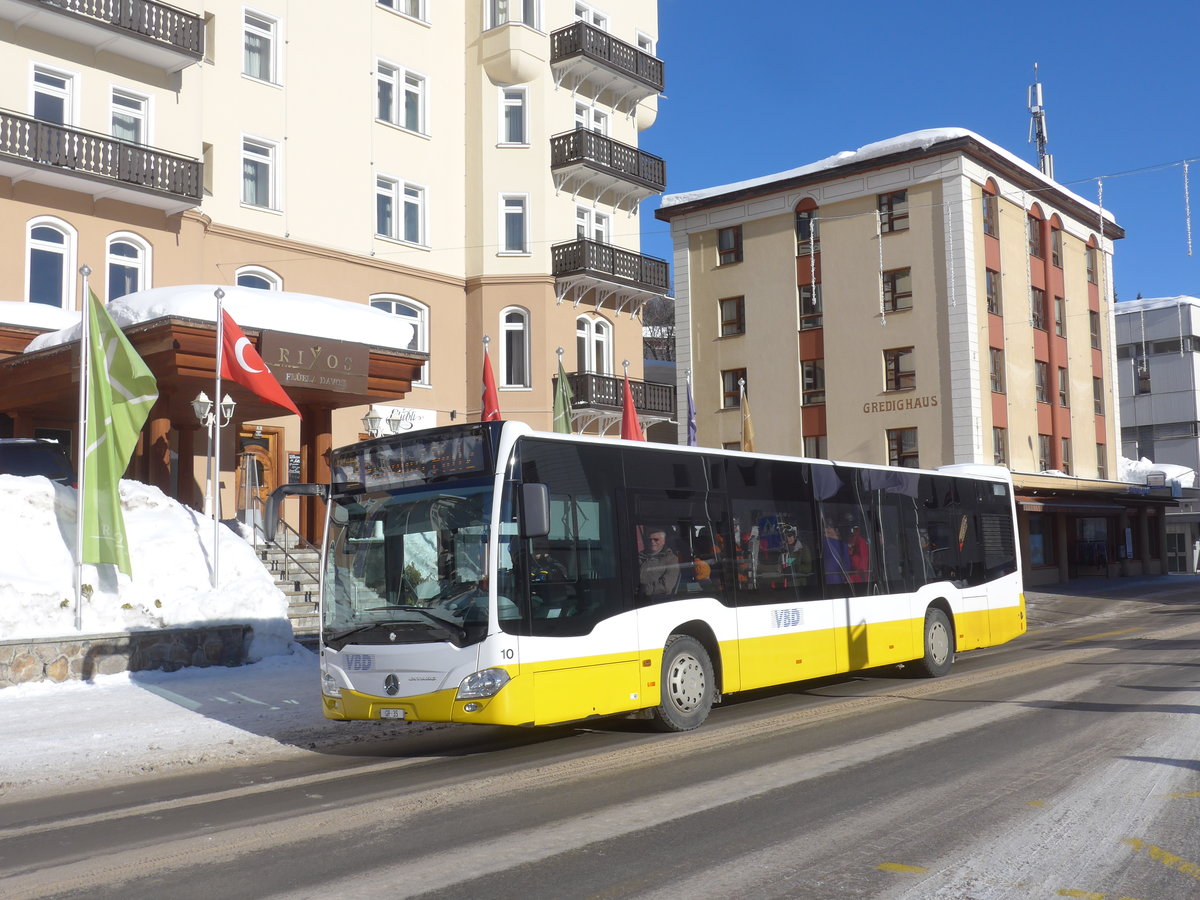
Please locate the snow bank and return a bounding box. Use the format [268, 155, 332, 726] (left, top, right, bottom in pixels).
[0, 476, 293, 660]
[1120, 456, 1196, 488]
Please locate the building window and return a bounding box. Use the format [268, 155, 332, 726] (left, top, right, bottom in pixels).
[1051, 228, 1063, 267]
[884, 347, 915, 391]
[1061, 437, 1072, 475]
[717, 226, 742, 265]
[795, 208, 819, 254]
[1086, 246, 1098, 284]
[1037, 434, 1051, 471]
[500, 88, 527, 144]
[576, 315, 611, 374]
[803, 435, 827, 459]
[799, 284, 822, 330]
[574, 101, 609, 135]
[1030, 287, 1047, 330]
[241, 138, 276, 209]
[1093, 377, 1104, 415]
[378, 0, 425, 20]
[575, 205, 609, 243]
[574, 1, 607, 28]
[111, 89, 148, 144]
[719, 296, 745, 337]
[372, 295, 429, 384]
[243, 11, 279, 83]
[887, 427, 918, 468]
[982, 192, 998, 237]
[1057, 367, 1070, 407]
[1028, 214, 1044, 258]
[1028, 512, 1055, 565]
[1135, 357, 1151, 395]
[985, 268, 1001, 315]
[993, 427, 1008, 466]
[878, 190, 908, 233]
[636, 31, 656, 53]
[500, 307, 529, 388]
[1089, 310, 1101, 349]
[1096, 443, 1107, 479]
[376, 177, 424, 244]
[377, 63, 425, 133]
[1035, 360, 1049, 403]
[488, 0, 540, 29]
[801, 360, 825, 405]
[236, 266, 281, 290]
[106, 235, 148, 302]
[26, 220, 74, 308]
[33, 67, 72, 124]
[1054, 296, 1066, 337]
[721, 368, 747, 408]
[882, 268, 913, 312]
[501, 194, 528, 253]
[989, 347, 1005, 393]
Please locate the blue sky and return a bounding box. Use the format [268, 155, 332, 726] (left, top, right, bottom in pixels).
[636, 1, 1199, 303]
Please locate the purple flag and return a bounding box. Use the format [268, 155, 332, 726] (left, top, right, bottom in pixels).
[686, 378, 697, 447]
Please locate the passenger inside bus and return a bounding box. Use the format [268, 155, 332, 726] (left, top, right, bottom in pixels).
[639, 526, 680, 597]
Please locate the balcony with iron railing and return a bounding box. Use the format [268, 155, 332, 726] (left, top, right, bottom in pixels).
[550, 127, 665, 210]
[551, 238, 669, 314]
[549, 20, 663, 113]
[0, 0, 204, 70]
[0, 110, 202, 212]
[557, 370, 676, 433]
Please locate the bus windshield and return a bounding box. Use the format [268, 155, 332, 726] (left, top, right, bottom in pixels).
[323, 483, 494, 650]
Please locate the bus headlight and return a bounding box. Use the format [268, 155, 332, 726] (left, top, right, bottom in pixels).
[322, 671, 342, 698]
[457, 668, 510, 700]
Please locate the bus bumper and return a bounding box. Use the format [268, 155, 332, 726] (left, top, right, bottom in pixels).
[323, 676, 534, 726]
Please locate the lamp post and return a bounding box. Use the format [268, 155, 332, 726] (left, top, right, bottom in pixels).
[193, 390, 236, 587]
[361, 405, 384, 438]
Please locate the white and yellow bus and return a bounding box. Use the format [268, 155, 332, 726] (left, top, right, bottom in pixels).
[268, 421, 1025, 732]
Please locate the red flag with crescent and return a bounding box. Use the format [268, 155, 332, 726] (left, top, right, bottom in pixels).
[220, 310, 301, 417]
[481, 348, 502, 422]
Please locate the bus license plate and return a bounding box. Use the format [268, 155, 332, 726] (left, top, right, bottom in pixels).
[380, 708, 406, 720]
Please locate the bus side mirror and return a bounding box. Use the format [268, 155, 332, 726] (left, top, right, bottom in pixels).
[264, 483, 329, 542]
[520, 482, 550, 539]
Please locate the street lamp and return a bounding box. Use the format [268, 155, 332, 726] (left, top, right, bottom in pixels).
[361, 405, 384, 437]
[193, 390, 236, 589]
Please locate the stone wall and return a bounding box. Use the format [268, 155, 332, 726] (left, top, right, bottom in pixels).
[0, 625, 253, 689]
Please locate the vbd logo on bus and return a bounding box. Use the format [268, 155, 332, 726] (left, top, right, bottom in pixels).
[772, 608, 803, 629]
[342, 654, 374, 671]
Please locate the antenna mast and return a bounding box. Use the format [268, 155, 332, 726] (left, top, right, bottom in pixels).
[1028, 63, 1053, 178]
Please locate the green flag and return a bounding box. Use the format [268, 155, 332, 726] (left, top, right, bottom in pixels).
[82, 289, 158, 575]
[552, 358, 574, 434]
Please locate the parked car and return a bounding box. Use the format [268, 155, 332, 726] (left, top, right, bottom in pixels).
[0, 438, 76, 486]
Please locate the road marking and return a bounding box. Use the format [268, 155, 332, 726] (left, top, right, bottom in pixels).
[879, 862, 927, 873]
[1063, 627, 1143, 644]
[1123, 838, 1200, 881]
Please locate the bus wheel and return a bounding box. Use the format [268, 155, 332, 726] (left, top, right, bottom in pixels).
[651, 634, 714, 732]
[915, 608, 955, 678]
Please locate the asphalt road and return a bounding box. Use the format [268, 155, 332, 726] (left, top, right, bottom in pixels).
[3, 577, 1199, 900]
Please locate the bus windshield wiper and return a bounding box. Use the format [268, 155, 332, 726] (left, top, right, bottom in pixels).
[364, 606, 467, 645]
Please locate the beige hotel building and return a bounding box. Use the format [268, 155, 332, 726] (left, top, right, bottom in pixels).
[0, 0, 670, 537]
[656, 129, 1173, 585]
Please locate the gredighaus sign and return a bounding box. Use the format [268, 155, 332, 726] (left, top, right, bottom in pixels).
[261, 332, 369, 394]
[862, 394, 939, 414]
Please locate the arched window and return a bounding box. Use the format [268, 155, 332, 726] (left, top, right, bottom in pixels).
[500, 307, 529, 388]
[575, 314, 612, 374]
[370, 294, 429, 385]
[106, 233, 150, 302]
[26, 218, 76, 309]
[235, 266, 282, 291]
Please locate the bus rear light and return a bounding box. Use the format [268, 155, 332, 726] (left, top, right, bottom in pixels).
[457, 667, 510, 700]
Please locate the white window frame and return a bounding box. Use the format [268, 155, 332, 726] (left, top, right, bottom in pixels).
[635, 31, 656, 54]
[105, 232, 151, 302]
[371, 294, 430, 386]
[243, 8, 281, 84]
[500, 193, 529, 255]
[575, 205, 610, 244]
[236, 266, 282, 290]
[376, 176, 426, 246]
[487, 0, 541, 30]
[110, 87, 151, 145]
[378, 0, 426, 22]
[241, 136, 279, 210]
[574, 2, 607, 29]
[31, 64, 76, 125]
[499, 87, 528, 146]
[574, 101, 608, 135]
[500, 306, 530, 389]
[575, 314, 612, 375]
[376, 61, 427, 135]
[25, 217, 77, 310]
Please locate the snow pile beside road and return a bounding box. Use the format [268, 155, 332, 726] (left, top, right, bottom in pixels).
[0, 475, 292, 659]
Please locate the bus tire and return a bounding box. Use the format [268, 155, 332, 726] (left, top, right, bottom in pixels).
[651, 634, 715, 732]
[914, 607, 955, 678]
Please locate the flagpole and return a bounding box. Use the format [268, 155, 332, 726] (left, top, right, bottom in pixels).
[213, 287, 225, 589]
[74, 265, 92, 632]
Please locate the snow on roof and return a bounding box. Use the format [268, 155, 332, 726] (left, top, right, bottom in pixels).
[1113, 295, 1200, 315]
[0, 301, 78, 332]
[24, 285, 416, 354]
[659, 127, 1110, 222]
